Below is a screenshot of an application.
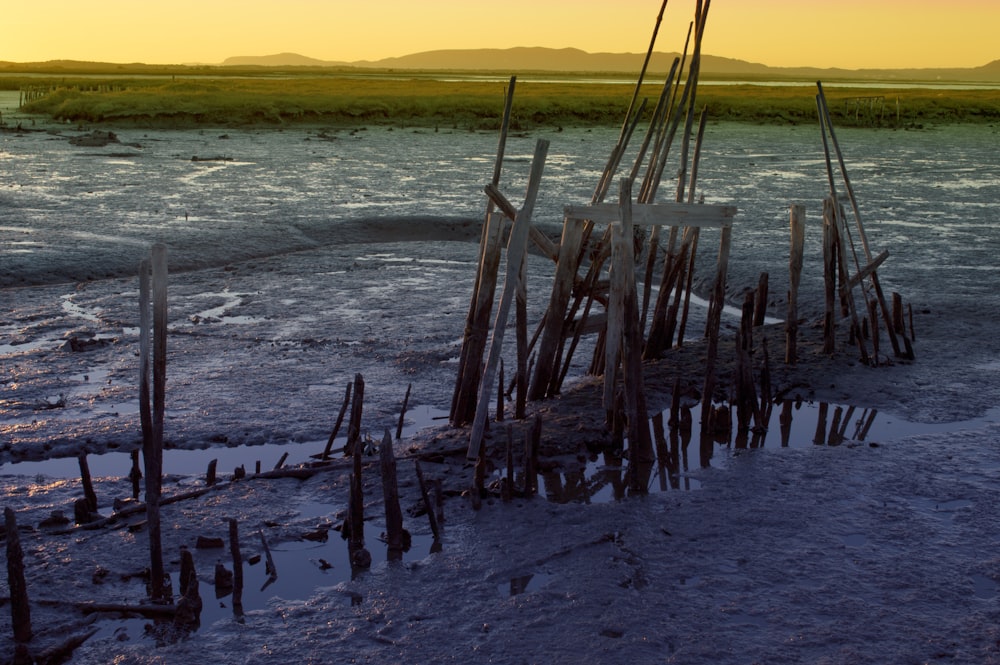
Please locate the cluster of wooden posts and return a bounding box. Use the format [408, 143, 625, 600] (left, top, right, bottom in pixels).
[3, 1, 920, 653]
[452, 1, 726, 485]
[449, 5, 915, 494]
[3, 243, 450, 658]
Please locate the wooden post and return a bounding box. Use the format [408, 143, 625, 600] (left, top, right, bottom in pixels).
[129, 449, 141, 500]
[78, 454, 98, 513]
[467, 139, 549, 461]
[604, 220, 626, 414]
[529, 214, 585, 401]
[618, 180, 654, 488]
[515, 251, 529, 420]
[345, 374, 365, 456]
[821, 198, 837, 354]
[140, 243, 168, 602]
[5, 507, 32, 644]
[786, 204, 806, 363]
[175, 547, 202, 627]
[347, 440, 371, 569]
[380, 429, 405, 561]
[496, 359, 505, 423]
[753, 272, 769, 328]
[227, 518, 244, 620]
[701, 224, 732, 430]
[206, 459, 217, 486]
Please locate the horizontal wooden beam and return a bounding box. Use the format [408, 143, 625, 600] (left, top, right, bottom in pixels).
[484, 182, 559, 261]
[563, 201, 737, 228]
[847, 249, 890, 291]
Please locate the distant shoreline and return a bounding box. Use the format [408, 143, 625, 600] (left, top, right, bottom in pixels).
[2, 72, 998, 130]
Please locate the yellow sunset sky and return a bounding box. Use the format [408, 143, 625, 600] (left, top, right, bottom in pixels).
[5, 0, 998, 70]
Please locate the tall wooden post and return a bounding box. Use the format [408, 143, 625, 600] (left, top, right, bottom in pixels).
[786, 204, 806, 363]
[140, 244, 167, 601]
[451, 77, 517, 425]
[380, 430, 405, 561]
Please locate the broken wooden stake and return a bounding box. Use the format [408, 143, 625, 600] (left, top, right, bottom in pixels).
[344, 374, 365, 457]
[78, 454, 98, 513]
[414, 461, 441, 545]
[227, 518, 244, 620]
[258, 529, 277, 591]
[786, 204, 806, 363]
[5, 507, 32, 644]
[379, 429, 406, 561]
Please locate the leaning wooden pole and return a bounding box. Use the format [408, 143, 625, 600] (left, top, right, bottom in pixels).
[817, 83, 905, 360]
[468, 139, 549, 461]
[451, 77, 517, 425]
[595, 0, 670, 200]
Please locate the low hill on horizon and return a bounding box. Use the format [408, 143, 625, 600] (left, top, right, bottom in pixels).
[222, 47, 1000, 82]
[2, 47, 997, 83]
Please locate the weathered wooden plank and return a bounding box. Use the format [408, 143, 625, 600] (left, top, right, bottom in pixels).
[846, 249, 890, 291]
[564, 201, 735, 228]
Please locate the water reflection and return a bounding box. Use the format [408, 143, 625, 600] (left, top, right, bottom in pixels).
[540, 398, 901, 503]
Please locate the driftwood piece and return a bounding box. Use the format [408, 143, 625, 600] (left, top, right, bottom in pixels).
[258, 529, 277, 591]
[413, 461, 441, 543]
[320, 381, 352, 460]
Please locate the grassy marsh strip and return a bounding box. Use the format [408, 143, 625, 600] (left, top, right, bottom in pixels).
[5, 75, 999, 128]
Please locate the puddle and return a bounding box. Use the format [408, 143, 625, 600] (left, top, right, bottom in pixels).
[971, 573, 999, 599]
[0, 404, 450, 480]
[529, 399, 1000, 504]
[87, 520, 438, 644]
[499, 572, 552, 597]
[842, 533, 868, 547]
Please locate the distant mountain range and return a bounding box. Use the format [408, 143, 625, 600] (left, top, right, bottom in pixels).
[221, 47, 1000, 82]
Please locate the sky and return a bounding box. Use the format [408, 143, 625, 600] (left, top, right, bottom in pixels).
[4, 0, 998, 70]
